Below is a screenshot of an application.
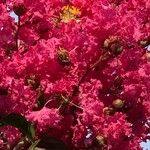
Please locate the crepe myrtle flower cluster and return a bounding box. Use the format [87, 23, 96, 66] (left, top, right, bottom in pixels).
[0, 0, 150, 149]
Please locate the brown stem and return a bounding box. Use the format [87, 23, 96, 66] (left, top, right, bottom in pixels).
[61, 94, 83, 110]
[90, 52, 110, 69]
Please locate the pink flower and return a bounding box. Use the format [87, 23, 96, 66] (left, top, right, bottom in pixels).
[27, 107, 63, 132]
[0, 0, 150, 149]
[0, 96, 11, 115]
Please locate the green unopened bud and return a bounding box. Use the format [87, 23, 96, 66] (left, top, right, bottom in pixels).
[57, 48, 71, 65]
[112, 99, 124, 109]
[13, 3, 27, 16]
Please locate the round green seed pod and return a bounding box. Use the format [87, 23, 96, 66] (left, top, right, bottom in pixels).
[112, 99, 124, 109]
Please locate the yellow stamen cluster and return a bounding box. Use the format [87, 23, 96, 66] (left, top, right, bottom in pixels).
[60, 5, 81, 23]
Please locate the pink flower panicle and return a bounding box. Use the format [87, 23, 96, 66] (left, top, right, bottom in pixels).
[0, 0, 150, 149]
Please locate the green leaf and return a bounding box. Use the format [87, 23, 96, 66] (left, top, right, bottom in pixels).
[28, 140, 40, 150]
[29, 124, 36, 141]
[35, 136, 70, 150]
[0, 113, 35, 141]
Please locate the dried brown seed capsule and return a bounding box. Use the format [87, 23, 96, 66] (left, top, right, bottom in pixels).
[112, 99, 124, 109]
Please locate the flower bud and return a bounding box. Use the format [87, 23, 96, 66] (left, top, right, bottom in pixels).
[103, 107, 114, 115]
[103, 38, 110, 48]
[13, 3, 27, 16]
[103, 36, 123, 56]
[111, 43, 123, 55]
[95, 135, 106, 147]
[112, 99, 124, 109]
[139, 39, 150, 48]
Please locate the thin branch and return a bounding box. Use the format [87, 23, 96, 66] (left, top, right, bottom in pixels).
[61, 94, 83, 110]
